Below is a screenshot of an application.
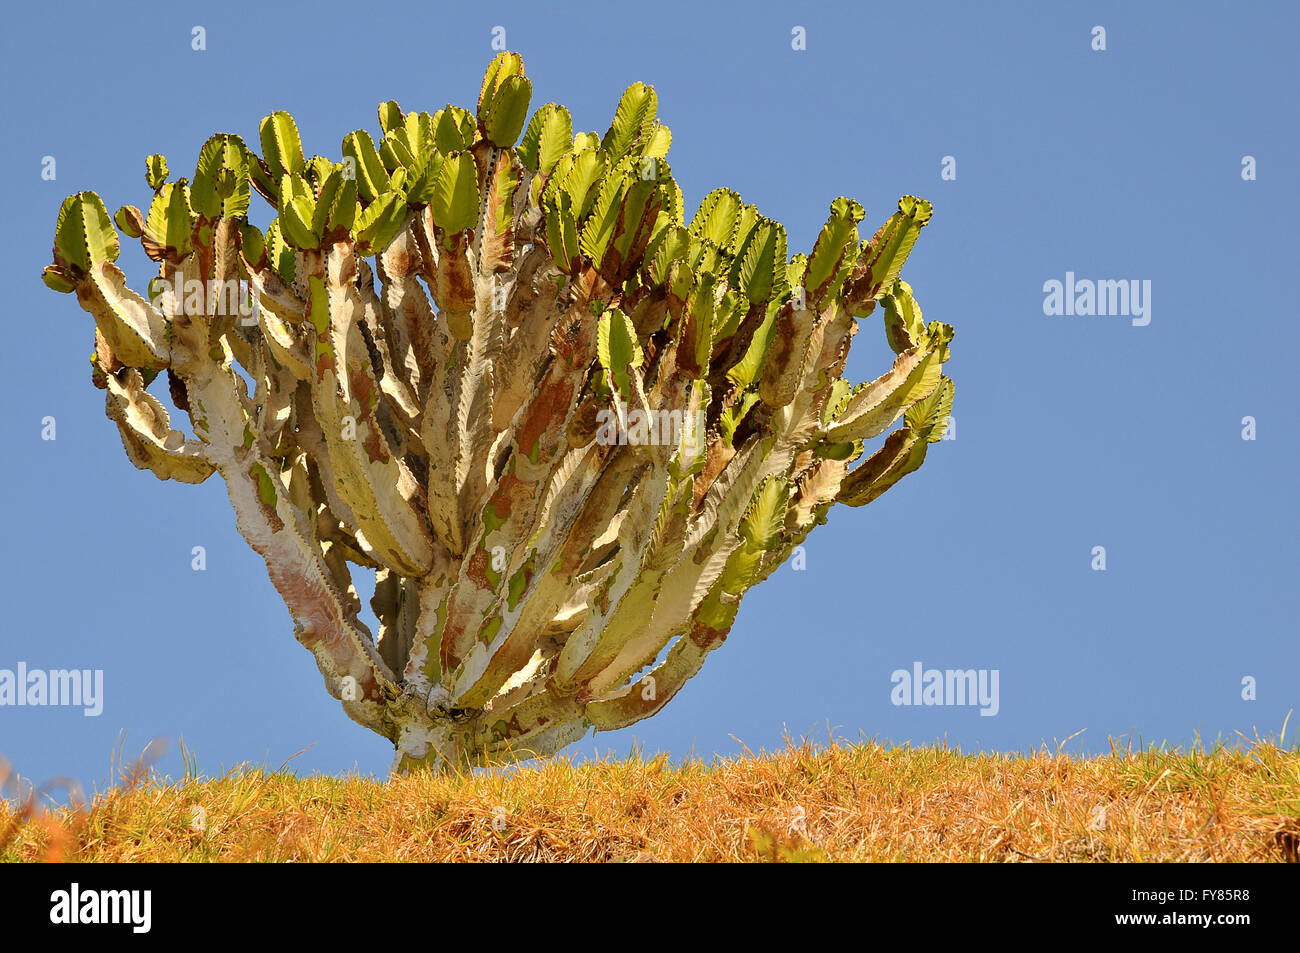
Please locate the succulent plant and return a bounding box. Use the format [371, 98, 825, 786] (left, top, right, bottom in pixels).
[44, 52, 954, 772]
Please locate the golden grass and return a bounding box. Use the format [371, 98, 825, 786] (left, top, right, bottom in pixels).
[3, 736, 1297, 862]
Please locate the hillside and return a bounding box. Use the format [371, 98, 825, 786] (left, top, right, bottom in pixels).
[3, 740, 1296, 862]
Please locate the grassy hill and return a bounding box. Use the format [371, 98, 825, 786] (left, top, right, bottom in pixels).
[3, 739, 1297, 862]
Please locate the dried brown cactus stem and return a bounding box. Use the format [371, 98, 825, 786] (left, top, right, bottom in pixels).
[184, 361, 402, 738]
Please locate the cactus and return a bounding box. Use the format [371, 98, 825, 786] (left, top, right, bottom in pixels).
[44, 53, 955, 773]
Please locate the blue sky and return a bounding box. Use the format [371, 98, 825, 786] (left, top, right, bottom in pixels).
[2, 0, 1296, 793]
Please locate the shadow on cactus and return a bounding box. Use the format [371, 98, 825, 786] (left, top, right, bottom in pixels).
[43, 52, 955, 773]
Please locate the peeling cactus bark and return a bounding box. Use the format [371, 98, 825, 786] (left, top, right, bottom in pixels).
[45, 53, 955, 773]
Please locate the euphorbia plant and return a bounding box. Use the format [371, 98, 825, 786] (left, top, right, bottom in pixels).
[44, 52, 954, 772]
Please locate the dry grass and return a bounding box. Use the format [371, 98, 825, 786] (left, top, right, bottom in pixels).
[3, 735, 1297, 862]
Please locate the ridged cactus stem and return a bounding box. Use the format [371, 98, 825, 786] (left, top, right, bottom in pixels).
[44, 53, 954, 773]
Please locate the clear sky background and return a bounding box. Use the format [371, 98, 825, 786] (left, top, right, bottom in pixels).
[2, 0, 1296, 793]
